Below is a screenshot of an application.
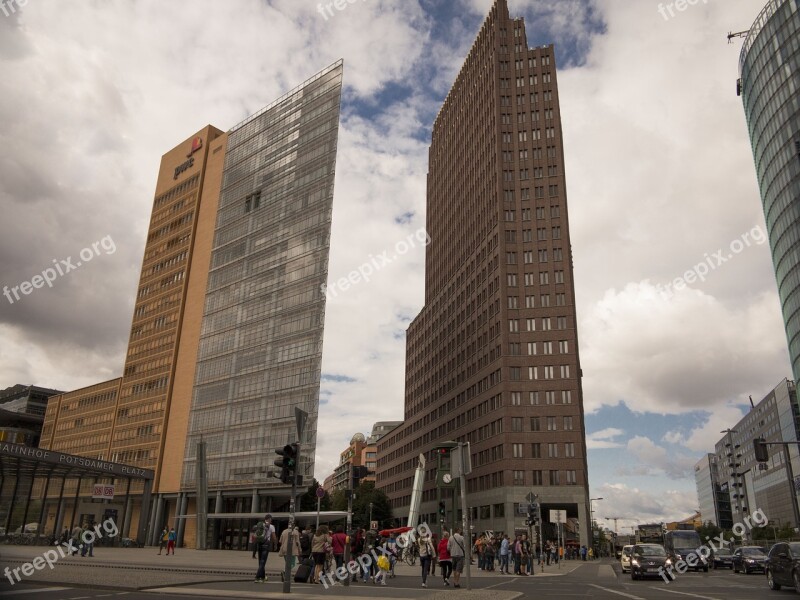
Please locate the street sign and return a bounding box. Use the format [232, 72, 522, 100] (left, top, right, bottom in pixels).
[526, 492, 537, 503]
[517, 503, 529, 515]
[549, 509, 567, 523]
[316, 486, 325, 499]
[370, 521, 378, 530]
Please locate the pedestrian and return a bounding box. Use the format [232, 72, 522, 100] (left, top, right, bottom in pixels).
[253, 514, 275, 583]
[60, 528, 69, 545]
[447, 527, 466, 589]
[499, 534, 510, 574]
[158, 526, 168, 555]
[438, 531, 452, 585]
[70, 524, 82, 556]
[80, 523, 94, 557]
[278, 525, 302, 570]
[484, 536, 496, 571]
[580, 545, 587, 562]
[167, 527, 176, 555]
[430, 533, 438, 576]
[374, 553, 390, 586]
[250, 525, 257, 559]
[331, 526, 347, 572]
[311, 525, 332, 584]
[418, 531, 435, 588]
[300, 525, 312, 561]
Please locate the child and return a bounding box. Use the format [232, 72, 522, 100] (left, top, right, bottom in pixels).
[374, 554, 390, 586]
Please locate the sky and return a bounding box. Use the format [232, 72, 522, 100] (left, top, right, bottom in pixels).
[0, 0, 789, 528]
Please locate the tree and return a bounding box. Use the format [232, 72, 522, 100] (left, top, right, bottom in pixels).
[298, 479, 330, 512]
[330, 481, 393, 529]
[696, 521, 722, 543]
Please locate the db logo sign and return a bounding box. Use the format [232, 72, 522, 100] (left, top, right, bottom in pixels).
[92, 484, 115, 499]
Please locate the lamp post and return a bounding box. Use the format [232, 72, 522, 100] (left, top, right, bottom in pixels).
[589, 498, 603, 556]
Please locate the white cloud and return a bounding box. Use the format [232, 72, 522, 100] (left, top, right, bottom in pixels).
[663, 404, 748, 452]
[618, 436, 697, 480]
[586, 427, 625, 449]
[593, 482, 698, 526]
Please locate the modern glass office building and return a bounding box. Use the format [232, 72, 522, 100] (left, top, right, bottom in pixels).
[739, 0, 800, 379]
[182, 62, 343, 496]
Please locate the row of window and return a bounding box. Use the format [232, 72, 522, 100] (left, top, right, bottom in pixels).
[508, 270, 565, 286]
[509, 365, 572, 380]
[508, 294, 567, 309]
[513, 469, 578, 485]
[509, 316, 570, 332]
[513, 442, 577, 458]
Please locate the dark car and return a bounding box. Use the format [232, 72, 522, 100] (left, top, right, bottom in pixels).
[630, 543, 672, 580]
[766, 542, 800, 591]
[712, 547, 734, 569]
[732, 546, 768, 574]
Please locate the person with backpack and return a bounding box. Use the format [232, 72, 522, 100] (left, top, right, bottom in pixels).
[300, 525, 312, 561]
[166, 528, 176, 555]
[417, 531, 435, 588]
[311, 525, 332, 584]
[253, 514, 275, 583]
[158, 526, 168, 555]
[447, 527, 466, 589]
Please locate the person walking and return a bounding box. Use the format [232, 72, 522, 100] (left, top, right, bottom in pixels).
[253, 515, 275, 583]
[166, 528, 176, 555]
[311, 525, 332, 584]
[70, 525, 82, 556]
[447, 527, 466, 589]
[157, 526, 168, 555]
[331, 526, 347, 573]
[278, 525, 302, 572]
[418, 532, 435, 588]
[250, 525, 257, 559]
[499, 534, 510, 574]
[438, 531, 453, 585]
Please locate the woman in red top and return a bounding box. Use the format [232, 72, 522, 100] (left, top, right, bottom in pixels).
[437, 531, 452, 586]
[331, 526, 348, 572]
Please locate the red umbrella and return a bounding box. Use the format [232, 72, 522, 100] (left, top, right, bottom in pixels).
[378, 526, 413, 536]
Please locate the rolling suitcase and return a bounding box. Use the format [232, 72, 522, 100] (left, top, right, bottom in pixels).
[294, 557, 314, 583]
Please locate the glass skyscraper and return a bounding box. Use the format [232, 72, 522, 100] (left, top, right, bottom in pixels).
[182, 62, 344, 494]
[739, 0, 800, 379]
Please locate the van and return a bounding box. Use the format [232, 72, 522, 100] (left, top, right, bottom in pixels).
[664, 529, 708, 572]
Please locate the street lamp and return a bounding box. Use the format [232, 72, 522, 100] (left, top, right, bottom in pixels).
[589, 498, 603, 556]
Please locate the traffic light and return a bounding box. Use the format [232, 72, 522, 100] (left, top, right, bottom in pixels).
[438, 501, 446, 518]
[754, 437, 769, 462]
[274, 443, 298, 484]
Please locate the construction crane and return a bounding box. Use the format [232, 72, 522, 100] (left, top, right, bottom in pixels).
[727, 30, 749, 44]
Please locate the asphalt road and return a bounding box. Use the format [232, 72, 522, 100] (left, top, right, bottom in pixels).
[0, 560, 783, 600]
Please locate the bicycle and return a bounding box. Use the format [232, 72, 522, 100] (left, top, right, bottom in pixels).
[402, 544, 418, 566]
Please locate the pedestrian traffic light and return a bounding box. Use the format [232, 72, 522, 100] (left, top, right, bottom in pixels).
[274, 443, 298, 484]
[754, 437, 769, 462]
[438, 501, 446, 518]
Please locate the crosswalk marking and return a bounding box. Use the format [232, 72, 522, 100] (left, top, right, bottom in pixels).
[1, 588, 70, 596]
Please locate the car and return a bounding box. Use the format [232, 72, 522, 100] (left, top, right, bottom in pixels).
[664, 530, 709, 572]
[620, 545, 634, 573]
[732, 546, 768, 574]
[766, 542, 800, 591]
[630, 543, 672, 580]
[712, 547, 734, 569]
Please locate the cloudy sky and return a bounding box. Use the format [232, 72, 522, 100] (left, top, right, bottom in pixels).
[0, 0, 789, 526]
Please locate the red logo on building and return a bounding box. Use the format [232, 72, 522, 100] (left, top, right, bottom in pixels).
[187, 136, 203, 157]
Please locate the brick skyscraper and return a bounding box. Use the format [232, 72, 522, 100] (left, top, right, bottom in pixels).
[377, 0, 590, 545]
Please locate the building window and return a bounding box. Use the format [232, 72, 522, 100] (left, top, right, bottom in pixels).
[531, 417, 540, 431]
[494, 503, 505, 518]
[560, 365, 570, 378]
[546, 391, 556, 405]
[532, 470, 543, 485]
[550, 470, 560, 485]
[508, 274, 517, 286]
[509, 342, 521, 355]
[508, 296, 519, 309]
[540, 272, 549, 285]
[529, 391, 539, 405]
[513, 470, 525, 485]
[543, 341, 553, 355]
[513, 443, 524, 458]
[510, 391, 522, 406]
[543, 366, 554, 379]
[532, 443, 542, 459]
[542, 317, 551, 331]
[547, 417, 557, 431]
[565, 443, 575, 458]
[526, 318, 536, 331]
[526, 295, 535, 308]
[564, 416, 574, 430]
[561, 390, 572, 404]
[557, 316, 567, 330]
[529, 366, 538, 380]
[527, 342, 537, 355]
[509, 319, 519, 333]
[554, 270, 564, 284]
[566, 470, 577, 485]
[548, 443, 558, 458]
[512, 417, 523, 432]
[510, 366, 521, 380]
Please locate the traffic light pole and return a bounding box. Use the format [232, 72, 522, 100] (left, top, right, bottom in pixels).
[283, 442, 298, 594]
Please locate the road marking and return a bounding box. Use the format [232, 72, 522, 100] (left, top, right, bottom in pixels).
[657, 589, 723, 600]
[484, 578, 516, 589]
[587, 584, 647, 599]
[0, 589, 70, 597]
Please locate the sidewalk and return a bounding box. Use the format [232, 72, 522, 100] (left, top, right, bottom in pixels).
[0, 543, 592, 595]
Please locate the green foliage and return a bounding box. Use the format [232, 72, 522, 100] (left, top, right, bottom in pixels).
[696, 521, 723, 542]
[298, 479, 331, 512]
[330, 481, 393, 529]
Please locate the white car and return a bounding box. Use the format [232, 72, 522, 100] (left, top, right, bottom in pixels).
[621, 545, 635, 573]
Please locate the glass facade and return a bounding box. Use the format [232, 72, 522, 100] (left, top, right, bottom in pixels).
[740, 0, 800, 379]
[181, 61, 344, 492]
